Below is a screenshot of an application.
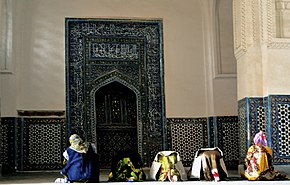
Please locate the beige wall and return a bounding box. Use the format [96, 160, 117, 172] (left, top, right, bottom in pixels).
[266, 48, 290, 95]
[0, 0, 237, 117]
[234, 0, 290, 100]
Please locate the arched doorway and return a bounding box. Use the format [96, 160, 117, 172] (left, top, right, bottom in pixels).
[95, 81, 138, 168]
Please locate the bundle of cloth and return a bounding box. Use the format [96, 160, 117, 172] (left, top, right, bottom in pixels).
[187, 147, 228, 181]
[149, 151, 187, 182]
[108, 149, 146, 182]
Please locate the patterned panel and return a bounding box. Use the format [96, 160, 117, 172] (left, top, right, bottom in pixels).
[256, 106, 267, 132]
[65, 18, 165, 166]
[239, 95, 290, 165]
[238, 98, 248, 163]
[0, 117, 16, 173]
[248, 97, 267, 144]
[165, 118, 173, 150]
[21, 118, 65, 170]
[167, 118, 208, 167]
[263, 96, 269, 132]
[269, 95, 290, 164]
[96, 128, 137, 168]
[277, 104, 290, 157]
[208, 117, 215, 147]
[216, 116, 239, 169]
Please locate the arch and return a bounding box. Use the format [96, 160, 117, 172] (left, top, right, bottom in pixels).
[90, 76, 142, 162]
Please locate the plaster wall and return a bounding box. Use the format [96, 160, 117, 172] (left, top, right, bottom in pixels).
[235, 0, 290, 100]
[237, 46, 290, 100]
[0, 0, 237, 117]
[237, 46, 263, 100]
[266, 48, 290, 95]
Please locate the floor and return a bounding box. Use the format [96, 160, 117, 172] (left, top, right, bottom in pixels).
[0, 169, 289, 185]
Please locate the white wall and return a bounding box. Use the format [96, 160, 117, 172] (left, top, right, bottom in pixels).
[234, 0, 290, 100]
[1, 0, 237, 117]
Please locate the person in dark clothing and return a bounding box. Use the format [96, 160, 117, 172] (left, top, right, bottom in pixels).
[187, 147, 228, 182]
[108, 149, 146, 182]
[55, 134, 99, 183]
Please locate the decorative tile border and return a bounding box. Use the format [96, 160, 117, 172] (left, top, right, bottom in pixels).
[238, 98, 248, 162]
[65, 18, 166, 166]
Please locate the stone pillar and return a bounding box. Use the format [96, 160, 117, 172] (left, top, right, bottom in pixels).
[234, 0, 290, 169]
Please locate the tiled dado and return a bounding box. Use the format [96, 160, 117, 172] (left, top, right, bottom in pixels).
[238, 95, 290, 165]
[1, 116, 239, 172]
[0, 117, 16, 173]
[0, 117, 66, 172]
[166, 116, 239, 169]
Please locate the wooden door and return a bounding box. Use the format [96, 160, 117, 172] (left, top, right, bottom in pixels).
[95, 81, 138, 168]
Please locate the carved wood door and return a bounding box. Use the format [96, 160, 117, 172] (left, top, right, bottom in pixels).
[95, 81, 138, 168]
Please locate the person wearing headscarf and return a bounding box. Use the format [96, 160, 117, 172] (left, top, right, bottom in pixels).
[55, 133, 100, 183]
[242, 131, 288, 180]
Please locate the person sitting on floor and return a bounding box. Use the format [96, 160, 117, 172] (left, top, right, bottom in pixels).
[187, 147, 228, 181]
[149, 151, 187, 182]
[55, 132, 100, 183]
[241, 131, 288, 181]
[108, 149, 146, 182]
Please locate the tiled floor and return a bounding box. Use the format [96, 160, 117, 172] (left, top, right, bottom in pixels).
[0, 169, 289, 185]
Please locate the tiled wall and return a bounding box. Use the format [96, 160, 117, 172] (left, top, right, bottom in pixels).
[2, 94, 289, 173]
[167, 116, 239, 169]
[0, 117, 66, 172]
[1, 116, 239, 172]
[238, 95, 290, 165]
[0, 117, 16, 173]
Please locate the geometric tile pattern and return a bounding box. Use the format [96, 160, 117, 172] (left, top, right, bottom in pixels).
[168, 117, 239, 169]
[216, 117, 239, 169]
[168, 118, 208, 167]
[263, 96, 269, 133]
[65, 18, 165, 166]
[207, 117, 215, 147]
[277, 104, 290, 157]
[2, 95, 290, 170]
[20, 118, 66, 170]
[27, 124, 61, 165]
[0, 117, 16, 173]
[238, 95, 290, 165]
[248, 98, 267, 144]
[257, 106, 267, 133]
[96, 128, 138, 168]
[238, 98, 248, 163]
[270, 95, 290, 164]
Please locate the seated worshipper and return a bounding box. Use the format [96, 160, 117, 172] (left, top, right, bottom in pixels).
[242, 131, 288, 181]
[55, 134, 100, 183]
[187, 147, 228, 181]
[149, 151, 187, 182]
[108, 149, 146, 182]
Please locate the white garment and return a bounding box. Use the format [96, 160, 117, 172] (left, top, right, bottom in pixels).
[54, 178, 68, 183]
[149, 151, 187, 181]
[189, 147, 228, 179]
